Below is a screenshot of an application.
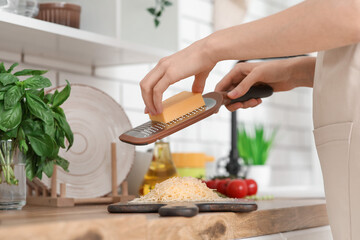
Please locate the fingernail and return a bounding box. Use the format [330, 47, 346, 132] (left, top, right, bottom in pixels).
[228, 91, 237, 98]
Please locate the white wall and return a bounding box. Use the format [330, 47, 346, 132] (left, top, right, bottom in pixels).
[0, 0, 323, 188]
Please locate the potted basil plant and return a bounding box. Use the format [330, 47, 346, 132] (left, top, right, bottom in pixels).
[237, 124, 276, 188]
[0, 62, 73, 210]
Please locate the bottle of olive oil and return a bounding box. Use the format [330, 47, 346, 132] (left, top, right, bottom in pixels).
[139, 141, 178, 196]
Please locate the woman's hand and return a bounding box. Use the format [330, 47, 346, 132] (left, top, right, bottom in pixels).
[215, 57, 316, 112]
[140, 39, 216, 115]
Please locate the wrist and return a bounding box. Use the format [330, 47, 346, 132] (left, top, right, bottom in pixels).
[203, 31, 227, 63]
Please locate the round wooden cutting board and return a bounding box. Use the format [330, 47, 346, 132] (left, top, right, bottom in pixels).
[41, 84, 135, 198]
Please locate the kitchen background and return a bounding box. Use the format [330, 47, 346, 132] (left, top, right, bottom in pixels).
[0, 0, 324, 192]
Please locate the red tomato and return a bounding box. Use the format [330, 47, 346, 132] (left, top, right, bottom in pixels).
[216, 179, 230, 195]
[205, 179, 219, 189]
[245, 179, 258, 196]
[226, 179, 248, 198]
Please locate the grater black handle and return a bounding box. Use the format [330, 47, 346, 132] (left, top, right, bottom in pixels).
[229, 84, 273, 104]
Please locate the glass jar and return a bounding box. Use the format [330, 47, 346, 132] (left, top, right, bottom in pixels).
[0, 0, 38, 17]
[139, 141, 178, 196]
[0, 140, 26, 210]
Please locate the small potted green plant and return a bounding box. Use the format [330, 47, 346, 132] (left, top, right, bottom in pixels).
[237, 124, 276, 188]
[0, 62, 73, 210]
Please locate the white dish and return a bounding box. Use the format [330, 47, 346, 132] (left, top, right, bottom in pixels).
[42, 84, 135, 198]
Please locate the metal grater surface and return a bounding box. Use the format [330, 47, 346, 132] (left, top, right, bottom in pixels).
[123, 97, 217, 139]
[120, 86, 274, 145]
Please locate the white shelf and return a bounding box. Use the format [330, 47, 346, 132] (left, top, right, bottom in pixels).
[0, 12, 172, 66]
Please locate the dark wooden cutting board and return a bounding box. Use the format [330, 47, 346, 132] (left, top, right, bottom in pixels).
[108, 199, 257, 217]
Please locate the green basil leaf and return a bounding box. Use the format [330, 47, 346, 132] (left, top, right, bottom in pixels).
[44, 121, 55, 138]
[164, 1, 172, 6]
[4, 126, 18, 138]
[52, 106, 65, 117]
[43, 159, 54, 178]
[44, 93, 53, 104]
[54, 112, 73, 150]
[4, 85, 23, 109]
[7, 63, 19, 73]
[0, 63, 6, 73]
[51, 90, 58, 103]
[26, 89, 43, 97]
[25, 151, 36, 181]
[0, 92, 4, 100]
[52, 80, 71, 107]
[55, 127, 65, 148]
[35, 157, 44, 179]
[22, 119, 44, 135]
[56, 156, 69, 172]
[0, 84, 13, 92]
[39, 88, 45, 99]
[27, 133, 54, 157]
[0, 102, 22, 131]
[0, 73, 19, 86]
[50, 145, 59, 159]
[14, 69, 48, 76]
[25, 91, 53, 125]
[19, 139, 28, 154]
[17, 126, 25, 140]
[23, 75, 52, 89]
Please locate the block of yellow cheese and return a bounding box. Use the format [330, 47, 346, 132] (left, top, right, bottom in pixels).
[149, 91, 205, 123]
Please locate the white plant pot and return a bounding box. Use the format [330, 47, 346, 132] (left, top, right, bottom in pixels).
[246, 165, 271, 190]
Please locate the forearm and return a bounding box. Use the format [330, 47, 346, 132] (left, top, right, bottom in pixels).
[287, 57, 316, 88]
[207, 0, 360, 61]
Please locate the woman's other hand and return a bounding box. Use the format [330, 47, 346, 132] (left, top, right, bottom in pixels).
[215, 57, 316, 112]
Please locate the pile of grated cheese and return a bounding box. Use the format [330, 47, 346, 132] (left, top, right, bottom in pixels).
[131, 177, 224, 203]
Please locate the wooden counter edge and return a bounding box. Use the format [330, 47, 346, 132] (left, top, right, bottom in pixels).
[0, 214, 148, 240]
[0, 200, 328, 240]
[146, 203, 329, 240]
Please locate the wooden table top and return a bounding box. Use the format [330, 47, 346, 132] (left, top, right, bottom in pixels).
[0, 198, 328, 240]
